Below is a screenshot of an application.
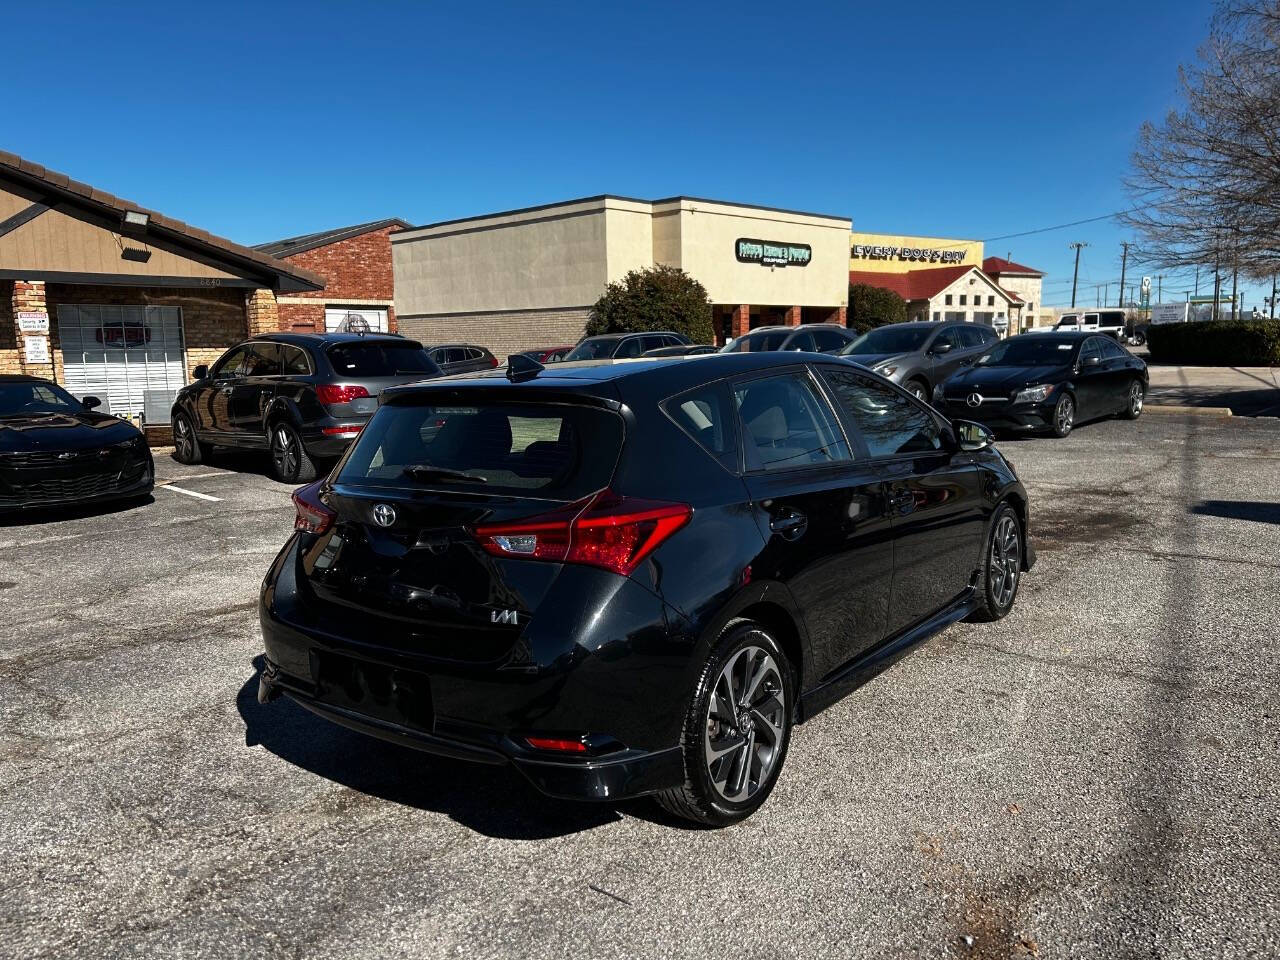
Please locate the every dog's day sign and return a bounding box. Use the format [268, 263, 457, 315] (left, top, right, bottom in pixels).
[735, 238, 812, 267]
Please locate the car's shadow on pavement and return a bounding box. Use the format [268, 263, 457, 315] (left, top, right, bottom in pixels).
[1190, 499, 1280, 525]
[0, 494, 154, 527]
[236, 657, 640, 839]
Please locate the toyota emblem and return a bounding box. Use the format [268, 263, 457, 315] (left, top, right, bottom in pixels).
[966, 393, 983, 408]
[372, 503, 397, 527]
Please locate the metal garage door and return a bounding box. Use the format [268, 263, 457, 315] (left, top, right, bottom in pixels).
[324, 307, 388, 333]
[57, 304, 187, 423]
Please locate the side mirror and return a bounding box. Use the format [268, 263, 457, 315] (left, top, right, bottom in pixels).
[82, 395, 102, 410]
[1085, 355, 1102, 366]
[932, 342, 953, 354]
[192, 364, 209, 380]
[953, 419, 995, 452]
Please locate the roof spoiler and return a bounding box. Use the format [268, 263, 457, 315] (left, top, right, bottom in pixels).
[506, 353, 544, 383]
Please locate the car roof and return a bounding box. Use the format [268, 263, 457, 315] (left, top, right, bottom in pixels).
[251, 332, 410, 346]
[0, 373, 47, 383]
[383, 351, 866, 401]
[427, 343, 491, 350]
[580, 331, 684, 341]
[1020, 330, 1092, 341]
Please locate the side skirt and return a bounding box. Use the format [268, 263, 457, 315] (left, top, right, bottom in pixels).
[797, 591, 978, 722]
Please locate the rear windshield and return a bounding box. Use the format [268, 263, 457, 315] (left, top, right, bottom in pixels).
[337, 401, 624, 498]
[564, 338, 619, 361]
[840, 327, 930, 355]
[327, 342, 439, 377]
[723, 331, 789, 352]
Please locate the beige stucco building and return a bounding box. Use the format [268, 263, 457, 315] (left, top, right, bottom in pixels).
[982, 257, 1047, 331]
[392, 196, 852, 356]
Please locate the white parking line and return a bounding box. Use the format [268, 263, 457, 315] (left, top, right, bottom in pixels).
[156, 471, 230, 483]
[160, 484, 223, 502]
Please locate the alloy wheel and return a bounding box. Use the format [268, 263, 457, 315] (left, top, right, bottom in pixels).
[703, 645, 786, 803]
[1129, 382, 1144, 416]
[1056, 396, 1075, 434]
[272, 426, 299, 480]
[909, 382, 928, 401]
[174, 416, 193, 461]
[989, 513, 1021, 608]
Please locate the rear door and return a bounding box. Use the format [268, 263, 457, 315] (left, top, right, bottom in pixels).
[306, 397, 626, 655]
[819, 366, 985, 634]
[732, 367, 893, 677]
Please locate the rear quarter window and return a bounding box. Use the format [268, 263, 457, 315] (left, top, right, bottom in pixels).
[662, 382, 739, 472]
[338, 401, 624, 499]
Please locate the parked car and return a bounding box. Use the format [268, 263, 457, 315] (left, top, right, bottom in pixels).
[934, 331, 1148, 438]
[0, 375, 153, 513]
[719, 324, 857, 355]
[427, 344, 499, 375]
[1055, 309, 1125, 340]
[564, 331, 692, 360]
[643, 344, 719, 357]
[838, 321, 997, 402]
[257, 351, 1034, 825]
[171, 332, 441, 484]
[519, 346, 575, 364]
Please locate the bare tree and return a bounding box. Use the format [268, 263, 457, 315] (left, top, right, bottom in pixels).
[1123, 2, 1280, 279]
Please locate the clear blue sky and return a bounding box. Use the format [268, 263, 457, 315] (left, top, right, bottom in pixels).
[7, 0, 1266, 310]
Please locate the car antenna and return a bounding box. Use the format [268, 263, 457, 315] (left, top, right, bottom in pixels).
[506, 353, 544, 383]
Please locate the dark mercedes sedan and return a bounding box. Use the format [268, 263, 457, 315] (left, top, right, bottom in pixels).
[0, 375, 153, 513]
[934, 332, 1148, 438]
[257, 351, 1034, 825]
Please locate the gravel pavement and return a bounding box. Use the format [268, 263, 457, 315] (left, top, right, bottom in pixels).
[1, 416, 1278, 959]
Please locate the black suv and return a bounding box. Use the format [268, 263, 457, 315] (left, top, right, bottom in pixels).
[258, 352, 1033, 825]
[426, 344, 499, 375]
[564, 331, 693, 360]
[171, 333, 440, 483]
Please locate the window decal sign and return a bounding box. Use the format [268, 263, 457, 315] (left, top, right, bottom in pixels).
[736, 238, 812, 268]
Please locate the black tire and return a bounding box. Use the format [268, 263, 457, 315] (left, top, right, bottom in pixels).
[970, 502, 1024, 622]
[654, 621, 796, 827]
[268, 421, 316, 484]
[1050, 392, 1075, 438]
[905, 378, 930, 403]
[172, 411, 202, 465]
[1121, 379, 1144, 420]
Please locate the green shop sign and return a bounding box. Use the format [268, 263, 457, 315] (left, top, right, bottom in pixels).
[736, 238, 812, 267]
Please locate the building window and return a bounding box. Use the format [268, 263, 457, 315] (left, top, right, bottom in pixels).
[945, 294, 953, 305]
[987, 295, 995, 306]
[932, 311, 940, 322]
[1027, 301, 1035, 311]
[959, 295, 967, 306]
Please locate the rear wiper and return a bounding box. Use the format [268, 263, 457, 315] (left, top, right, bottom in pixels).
[402, 464, 487, 484]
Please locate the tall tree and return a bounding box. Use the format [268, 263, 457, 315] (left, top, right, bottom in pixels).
[1123, 2, 1280, 276]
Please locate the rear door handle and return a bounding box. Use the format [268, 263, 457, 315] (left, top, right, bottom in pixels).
[888, 490, 915, 514]
[769, 509, 808, 540]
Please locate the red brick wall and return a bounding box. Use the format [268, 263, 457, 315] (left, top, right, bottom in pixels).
[276, 224, 399, 332]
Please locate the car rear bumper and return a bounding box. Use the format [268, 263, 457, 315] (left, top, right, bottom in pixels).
[257, 536, 693, 801]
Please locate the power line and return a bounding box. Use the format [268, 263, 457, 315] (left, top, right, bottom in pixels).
[981, 207, 1143, 244]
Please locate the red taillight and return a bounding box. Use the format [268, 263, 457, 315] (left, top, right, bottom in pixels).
[315, 383, 371, 405]
[471, 490, 691, 576]
[487, 354, 499, 368]
[292, 479, 335, 534]
[524, 736, 588, 753]
[321, 425, 362, 437]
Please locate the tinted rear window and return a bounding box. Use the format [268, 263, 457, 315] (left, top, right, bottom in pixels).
[337, 401, 624, 498]
[327, 342, 438, 377]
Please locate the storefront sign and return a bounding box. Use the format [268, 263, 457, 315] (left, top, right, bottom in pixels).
[17, 311, 49, 334]
[852, 244, 966, 265]
[23, 335, 50, 364]
[736, 238, 812, 267]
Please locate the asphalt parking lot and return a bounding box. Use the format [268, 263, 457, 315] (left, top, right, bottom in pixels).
[2, 414, 1278, 960]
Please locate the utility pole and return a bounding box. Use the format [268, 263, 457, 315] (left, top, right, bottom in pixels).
[1117, 242, 1131, 309]
[1212, 248, 1221, 320]
[1195, 266, 1200, 297]
[1103, 283, 1109, 307]
[1157, 275, 1162, 305]
[1231, 264, 1239, 321]
[1069, 242, 1087, 308]
[1271, 273, 1277, 320]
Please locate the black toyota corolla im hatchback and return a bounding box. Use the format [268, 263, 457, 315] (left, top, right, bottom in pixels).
[258, 351, 1035, 825]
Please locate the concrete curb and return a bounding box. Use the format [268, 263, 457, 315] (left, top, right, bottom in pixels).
[1145, 404, 1233, 417]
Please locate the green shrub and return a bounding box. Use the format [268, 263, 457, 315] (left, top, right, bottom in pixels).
[586, 264, 713, 343]
[1145, 319, 1280, 365]
[847, 283, 907, 334]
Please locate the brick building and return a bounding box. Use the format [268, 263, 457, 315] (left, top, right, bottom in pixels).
[0, 151, 322, 438]
[254, 219, 409, 334]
